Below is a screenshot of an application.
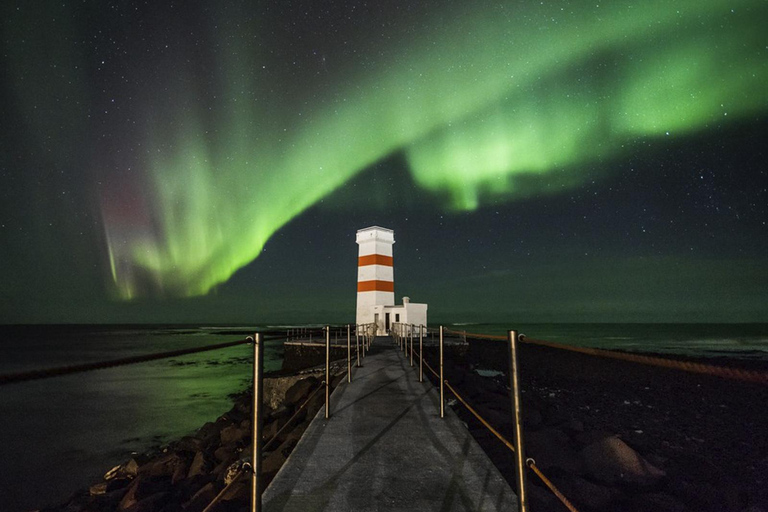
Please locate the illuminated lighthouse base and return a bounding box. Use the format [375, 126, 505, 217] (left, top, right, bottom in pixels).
[356, 226, 427, 335]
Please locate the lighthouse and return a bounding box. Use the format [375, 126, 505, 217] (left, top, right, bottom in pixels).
[356, 226, 427, 335]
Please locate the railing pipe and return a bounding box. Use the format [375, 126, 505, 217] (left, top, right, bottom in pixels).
[355, 326, 361, 364]
[409, 324, 414, 367]
[439, 325, 445, 418]
[347, 324, 352, 383]
[508, 329, 529, 512]
[419, 324, 424, 382]
[325, 326, 330, 419]
[250, 333, 263, 512]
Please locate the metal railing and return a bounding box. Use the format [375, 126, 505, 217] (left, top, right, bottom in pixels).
[0, 324, 377, 512]
[0, 321, 590, 512]
[391, 322, 580, 512]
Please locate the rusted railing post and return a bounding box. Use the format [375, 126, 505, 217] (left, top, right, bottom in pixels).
[347, 324, 352, 382]
[250, 333, 263, 512]
[325, 326, 330, 419]
[419, 324, 424, 382]
[508, 329, 529, 512]
[439, 325, 445, 418]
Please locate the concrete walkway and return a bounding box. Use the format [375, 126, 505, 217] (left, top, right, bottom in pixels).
[263, 339, 518, 512]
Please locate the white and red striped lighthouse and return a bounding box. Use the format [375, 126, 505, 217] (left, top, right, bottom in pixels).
[355, 226, 395, 329]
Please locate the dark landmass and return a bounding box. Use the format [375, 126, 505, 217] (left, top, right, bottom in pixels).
[423, 339, 768, 511]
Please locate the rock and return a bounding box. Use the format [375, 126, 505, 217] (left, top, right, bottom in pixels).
[171, 459, 189, 485]
[214, 445, 238, 463]
[175, 436, 203, 453]
[90, 478, 131, 496]
[105, 458, 140, 481]
[581, 435, 665, 486]
[220, 480, 249, 502]
[284, 377, 319, 405]
[118, 476, 143, 511]
[174, 475, 214, 503]
[263, 419, 280, 442]
[187, 451, 211, 478]
[331, 373, 345, 388]
[90, 482, 109, 496]
[220, 424, 249, 445]
[525, 428, 583, 475]
[125, 492, 169, 512]
[574, 429, 614, 447]
[183, 482, 219, 512]
[148, 453, 185, 478]
[262, 449, 287, 482]
[196, 421, 225, 448]
[224, 459, 249, 485]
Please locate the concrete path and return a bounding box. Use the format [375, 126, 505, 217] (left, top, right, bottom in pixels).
[263, 339, 518, 512]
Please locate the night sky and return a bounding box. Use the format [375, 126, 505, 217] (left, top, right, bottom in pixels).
[1, 0, 766, 324]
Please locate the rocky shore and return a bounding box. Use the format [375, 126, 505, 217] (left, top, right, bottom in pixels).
[425, 339, 768, 512]
[40, 363, 347, 512]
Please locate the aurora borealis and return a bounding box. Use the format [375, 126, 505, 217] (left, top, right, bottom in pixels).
[1, 0, 766, 323]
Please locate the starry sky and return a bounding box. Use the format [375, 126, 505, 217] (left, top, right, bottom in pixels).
[1, 0, 766, 324]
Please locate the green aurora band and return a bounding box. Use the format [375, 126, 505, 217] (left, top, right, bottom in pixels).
[9, 0, 766, 299]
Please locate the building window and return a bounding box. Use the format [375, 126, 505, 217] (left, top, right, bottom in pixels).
[395, 314, 400, 322]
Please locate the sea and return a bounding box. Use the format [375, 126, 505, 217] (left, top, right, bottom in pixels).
[1, 322, 767, 511]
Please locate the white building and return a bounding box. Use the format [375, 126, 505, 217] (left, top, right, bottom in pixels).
[355, 226, 428, 335]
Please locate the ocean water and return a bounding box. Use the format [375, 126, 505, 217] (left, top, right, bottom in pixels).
[1, 323, 767, 511]
[448, 323, 768, 360]
[0, 325, 287, 511]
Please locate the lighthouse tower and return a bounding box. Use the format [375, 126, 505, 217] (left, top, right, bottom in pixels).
[356, 226, 395, 329]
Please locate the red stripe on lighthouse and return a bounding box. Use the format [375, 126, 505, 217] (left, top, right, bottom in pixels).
[358, 254, 394, 267]
[357, 280, 395, 292]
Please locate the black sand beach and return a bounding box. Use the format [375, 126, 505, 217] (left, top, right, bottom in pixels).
[426, 339, 768, 511]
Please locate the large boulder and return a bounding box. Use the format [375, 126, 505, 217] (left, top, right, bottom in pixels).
[284, 376, 319, 406]
[148, 453, 185, 478]
[183, 482, 219, 512]
[187, 451, 211, 478]
[581, 435, 665, 486]
[105, 458, 140, 481]
[220, 424, 249, 445]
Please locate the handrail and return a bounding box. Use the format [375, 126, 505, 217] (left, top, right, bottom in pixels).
[4, 323, 379, 512]
[410, 324, 580, 512]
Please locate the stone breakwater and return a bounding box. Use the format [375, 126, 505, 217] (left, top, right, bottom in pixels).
[40, 365, 347, 512]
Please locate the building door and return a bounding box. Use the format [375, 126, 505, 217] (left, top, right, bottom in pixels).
[385, 312, 390, 332]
